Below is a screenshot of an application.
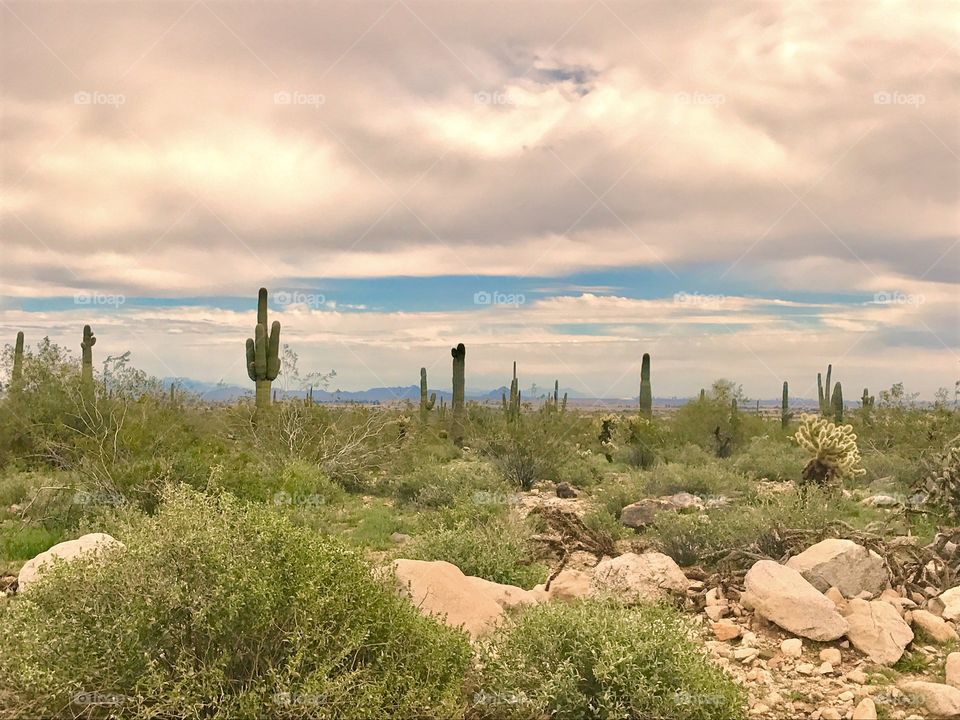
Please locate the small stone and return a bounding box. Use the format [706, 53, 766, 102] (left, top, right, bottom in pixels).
[749, 703, 770, 715]
[796, 662, 815, 675]
[734, 647, 760, 663]
[852, 697, 877, 720]
[846, 669, 868, 684]
[818, 661, 834, 674]
[705, 604, 728, 621]
[825, 586, 846, 607]
[781, 638, 803, 657]
[555, 482, 577, 499]
[741, 631, 758, 647]
[838, 690, 854, 702]
[711, 620, 741, 641]
[820, 648, 842, 665]
[820, 708, 841, 719]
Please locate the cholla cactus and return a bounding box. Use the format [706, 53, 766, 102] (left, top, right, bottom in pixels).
[916, 440, 960, 518]
[794, 414, 866, 486]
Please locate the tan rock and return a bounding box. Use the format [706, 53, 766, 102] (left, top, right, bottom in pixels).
[17, 533, 124, 591]
[820, 648, 842, 665]
[946, 652, 960, 689]
[712, 620, 741, 641]
[743, 560, 848, 641]
[391, 559, 537, 638]
[844, 598, 914, 665]
[846, 669, 868, 684]
[820, 708, 841, 720]
[781, 637, 803, 657]
[939, 586, 960, 621]
[852, 697, 877, 720]
[786, 539, 889, 597]
[825, 586, 846, 607]
[705, 604, 729, 621]
[537, 568, 592, 601]
[911, 608, 959, 643]
[593, 552, 689, 601]
[899, 681, 960, 718]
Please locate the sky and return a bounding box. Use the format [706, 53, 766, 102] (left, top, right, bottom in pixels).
[1, 0, 958, 399]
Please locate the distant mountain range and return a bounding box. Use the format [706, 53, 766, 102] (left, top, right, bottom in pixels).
[161, 377, 823, 408]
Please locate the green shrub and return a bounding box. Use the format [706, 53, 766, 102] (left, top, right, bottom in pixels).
[649, 488, 847, 566]
[732, 435, 806, 481]
[642, 461, 751, 499]
[413, 506, 545, 588]
[0, 523, 63, 562]
[472, 600, 745, 719]
[0, 486, 471, 719]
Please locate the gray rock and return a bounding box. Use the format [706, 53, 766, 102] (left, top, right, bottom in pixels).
[843, 598, 913, 665]
[786, 538, 889, 597]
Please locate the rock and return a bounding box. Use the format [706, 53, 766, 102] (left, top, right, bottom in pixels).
[862, 494, 900, 507]
[389, 532, 411, 544]
[818, 661, 834, 675]
[820, 648, 842, 665]
[939, 586, 960, 621]
[843, 598, 913, 665]
[705, 604, 728, 621]
[820, 709, 841, 720]
[946, 652, 960, 689]
[555, 482, 577, 499]
[734, 646, 760, 663]
[711, 620, 741, 641]
[535, 568, 592, 601]
[911, 609, 959, 643]
[781, 638, 803, 657]
[824, 586, 846, 608]
[17, 533, 124, 591]
[785, 539, 889, 597]
[796, 662, 815, 675]
[391, 559, 537, 638]
[619, 499, 673, 528]
[846, 669, 868, 684]
[667, 492, 703, 512]
[593, 552, 689, 601]
[852, 698, 877, 720]
[899, 681, 960, 718]
[742, 560, 849, 641]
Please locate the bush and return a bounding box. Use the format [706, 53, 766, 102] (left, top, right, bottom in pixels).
[413, 503, 546, 588]
[472, 600, 745, 719]
[732, 435, 805, 482]
[0, 486, 471, 719]
[642, 461, 751, 499]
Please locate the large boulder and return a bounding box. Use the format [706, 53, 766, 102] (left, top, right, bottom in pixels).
[592, 552, 689, 601]
[391, 559, 538, 638]
[785, 539, 888, 597]
[940, 586, 960, 621]
[911, 609, 959, 643]
[742, 560, 848, 641]
[843, 598, 913, 665]
[533, 568, 592, 601]
[899, 681, 960, 718]
[17, 533, 124, 592]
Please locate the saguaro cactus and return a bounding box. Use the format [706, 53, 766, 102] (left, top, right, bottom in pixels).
[817, 364, 833, 416]
[80, 325, 96, 394]
[832, 382, 844, 422]
[639, 353, 652, 417]
[12, 331, 24, 384]
[506, 361, 520, 422]
[420, 367, 436, 421]
[451, 343, 466, 443]
[245, 288, 281, 410]
[781, 381, 791, 429]
[861, 388, 875, 409]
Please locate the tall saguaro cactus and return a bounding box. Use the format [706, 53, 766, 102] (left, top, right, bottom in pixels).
[80, 325, 96, 394]
[861, 388, 875, 409]
[245, 288, 281, 410]
[419, 367, 435, 421]
[507, 362, 520, 422]
[832, 383, 844, 422]
[450, 343, 466, 444]
[781, 381, 791, 429]
[639, 353, 652, 417]
[12, 331, 24, 385]
[817, 364, 833, 416]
